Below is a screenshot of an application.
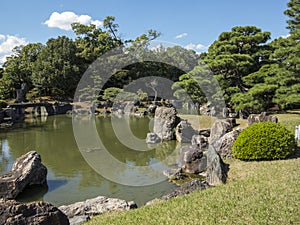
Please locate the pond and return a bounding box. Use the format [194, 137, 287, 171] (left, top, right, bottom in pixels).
[0, 115, 179, 207]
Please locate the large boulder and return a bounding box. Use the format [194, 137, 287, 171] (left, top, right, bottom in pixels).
[212, 128, 243, 158]
[175, 120, 196, 143]
[0, 151, 47, 199]
[179, 145, 207, 174]
[146, 133, 161, 144]
[191, 135, 209, 150]
[209, 119, 233, 145]
[247, 112, 278, 126]
[153, 107, 179, 141]
[206, 145, 229, 185]
[0, 199, 69, 225]
[59, 196, 137, 225]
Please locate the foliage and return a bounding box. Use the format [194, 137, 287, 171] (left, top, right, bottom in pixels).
[204, 26, 271, 104]
[102, 87, 123, 102]
[232, 122, 295, 160]
[232, 0, 300, 112]
[0, 100, 8, 109]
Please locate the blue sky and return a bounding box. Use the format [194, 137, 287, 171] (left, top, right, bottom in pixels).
[0, 0, 290, 64]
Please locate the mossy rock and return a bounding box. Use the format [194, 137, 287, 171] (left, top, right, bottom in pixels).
[232, 122, 295, 160]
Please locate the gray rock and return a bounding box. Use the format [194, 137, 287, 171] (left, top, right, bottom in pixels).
[153, 107, 179, 141]
[161, 179, 210, 201]
[247, 112, 278, 126]
[0, 199, 69, 225]
[59, 196, 137, 224]
[146, 133, 161, 144]
[175, 120, 196, 143]
[180, 145, 207, 174]
[206, 145, 229, 185]
[209, 119, 233, 145]
[0, 151, 47, 199]
[198, 128, 211, 137]
[191, 135, 208, 150]
[213, 128, 243, 158]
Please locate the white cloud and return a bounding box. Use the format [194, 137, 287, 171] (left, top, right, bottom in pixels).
[184, 43, 208, 52]
[281, 34, 290, 39]
[175, 33, 188, 39]
[0, 35, 27, 54]
[44, 11, 103, 31]
[0, 35, 27, 65]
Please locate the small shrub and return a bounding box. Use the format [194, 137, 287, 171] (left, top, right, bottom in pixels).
[0, 100, 7, 109]
[232, 122, 295, 160]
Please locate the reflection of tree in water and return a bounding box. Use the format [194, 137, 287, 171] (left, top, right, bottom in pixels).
[96, 116, 178, 167]
[0, 138, 12, 173]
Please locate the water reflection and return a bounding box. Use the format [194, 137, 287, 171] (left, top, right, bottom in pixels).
[0, 115, 177, 206]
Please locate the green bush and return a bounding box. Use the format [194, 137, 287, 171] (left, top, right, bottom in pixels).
[0, 100, 7, 109]
[232, 122, 295, 160]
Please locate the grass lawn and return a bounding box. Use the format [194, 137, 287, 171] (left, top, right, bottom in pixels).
[84, 113, 300, 225]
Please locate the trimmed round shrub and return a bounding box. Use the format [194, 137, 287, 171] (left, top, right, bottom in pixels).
[232, 122, 295, 160]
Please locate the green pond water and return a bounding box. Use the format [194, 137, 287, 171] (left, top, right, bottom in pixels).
[0, 115, 179, 207]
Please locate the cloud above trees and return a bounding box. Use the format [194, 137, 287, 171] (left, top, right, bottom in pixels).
[0, 35, 27, 65]
[44, 11, 103, 30]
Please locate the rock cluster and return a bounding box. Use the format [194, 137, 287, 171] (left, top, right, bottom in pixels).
[247, 112, 278, 126]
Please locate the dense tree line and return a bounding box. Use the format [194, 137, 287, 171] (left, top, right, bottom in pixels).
[0, 0, 299, 115]
[173, 0, 300, 114]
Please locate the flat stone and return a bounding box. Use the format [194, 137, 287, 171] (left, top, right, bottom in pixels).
[59, 196, 137, 224]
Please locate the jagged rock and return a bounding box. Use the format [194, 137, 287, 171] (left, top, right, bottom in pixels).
[191, 135, 209, 150]
[59, 196, 137, 224]
[247, 112, 278, 126]
[175, 120, 196, 143]
[209, 119, 233, 145]
[162, 179, 210, 201]
[0, 199, 69, 225]
[198, 128, 211, 137]
[0, 151, 47, 199]
[206, 145, 229, 185]
[212, 128, 243, 158]
[146, 133, 161, 144]
[180, 145, 207, 174]
[153, 107, 179, 141]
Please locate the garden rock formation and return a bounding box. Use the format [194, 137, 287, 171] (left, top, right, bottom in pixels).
[179, 145, 207, 174]
[206, 145, 229, 185]
[175, 120, 196, 143]
[152, 106, 180, 141]
[247, 112, 278, 126]
[0, 151, 47, 199]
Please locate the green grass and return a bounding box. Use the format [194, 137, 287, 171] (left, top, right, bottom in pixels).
[85, 157, 300, 225]
[84, 113, 300, 225]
